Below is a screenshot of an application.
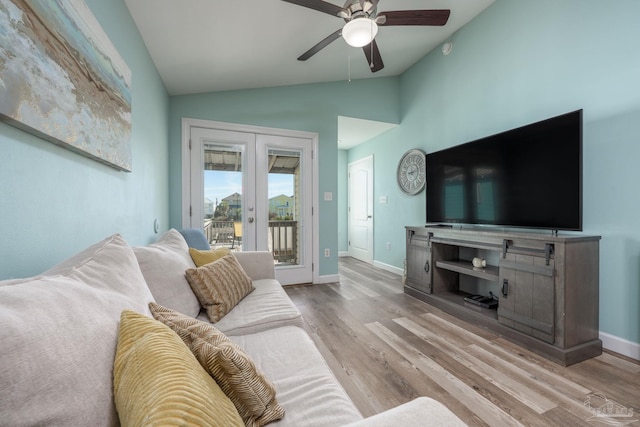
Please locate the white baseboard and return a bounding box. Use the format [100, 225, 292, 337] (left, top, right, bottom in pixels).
[315, 274, 339, 284]
[338, 251, 349, 257]
[600, 332, 640, 361]
[373, 260, 403, 276]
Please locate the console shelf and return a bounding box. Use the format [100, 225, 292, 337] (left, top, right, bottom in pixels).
[405, 226, 602, 366]
[435, 260, 499, 282]
[431, 291, 499, 320]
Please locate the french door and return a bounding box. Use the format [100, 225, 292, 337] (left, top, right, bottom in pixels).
[183, 120, 316, 285]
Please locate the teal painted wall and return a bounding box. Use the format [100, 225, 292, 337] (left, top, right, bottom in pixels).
[0, 0, 170, 279]
[337, 149, 348, 254]
[348, 125, 423, 265]
[168, 78, 400, 276]
[348, 0, 640, 345]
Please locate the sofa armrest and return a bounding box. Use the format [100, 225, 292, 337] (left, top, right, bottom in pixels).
[343, 397, 466, 427]
[232, 251, 276, 280]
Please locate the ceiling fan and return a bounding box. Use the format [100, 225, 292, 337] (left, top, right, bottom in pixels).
[282, 0, 450, 72]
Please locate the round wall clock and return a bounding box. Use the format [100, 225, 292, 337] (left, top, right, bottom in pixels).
[397, 149, 426, 195]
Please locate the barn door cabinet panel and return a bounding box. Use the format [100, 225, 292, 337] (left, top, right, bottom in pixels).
[404, 226, 601, 365]
[498, 253, 556, 344]
[405, 229, 432, 294]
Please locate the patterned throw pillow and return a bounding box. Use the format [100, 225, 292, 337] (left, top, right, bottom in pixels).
[149, 303, 285, 427]
[185, 254, 255, 322]
[114, 310, 244, 427]
[189, 247, 232, 267]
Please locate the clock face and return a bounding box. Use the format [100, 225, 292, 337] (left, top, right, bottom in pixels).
[397, 149, 426, 195]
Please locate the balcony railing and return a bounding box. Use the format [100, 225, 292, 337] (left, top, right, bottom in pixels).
[204, 220, 236, 247]
[203, 219, 297, 265]
[269, 220, 297, 265]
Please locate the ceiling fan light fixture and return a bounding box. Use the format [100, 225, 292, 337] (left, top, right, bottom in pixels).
[342, 18, 378, 47]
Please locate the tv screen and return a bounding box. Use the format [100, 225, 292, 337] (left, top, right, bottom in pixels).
[426, 110, 582, 231]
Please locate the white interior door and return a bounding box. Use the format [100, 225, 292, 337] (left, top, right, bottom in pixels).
[348, 155, 374, 264]
[185, 122, 315, 285]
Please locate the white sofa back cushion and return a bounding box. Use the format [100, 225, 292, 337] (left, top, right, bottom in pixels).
[133, 229, 201, 318]
[0, 234, 154, 427]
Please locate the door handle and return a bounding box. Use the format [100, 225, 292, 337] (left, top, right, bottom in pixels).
[502, 279, 509, 297]
[248, 217, 254, 223]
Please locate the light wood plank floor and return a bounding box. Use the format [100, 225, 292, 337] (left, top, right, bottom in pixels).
[285, 257, 640, 426]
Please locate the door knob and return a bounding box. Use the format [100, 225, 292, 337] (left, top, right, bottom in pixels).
[248, 217, 254, 223]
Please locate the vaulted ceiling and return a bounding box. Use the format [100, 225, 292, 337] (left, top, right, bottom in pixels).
[124, 0, 494, 148]
[124, 0, 495, 96]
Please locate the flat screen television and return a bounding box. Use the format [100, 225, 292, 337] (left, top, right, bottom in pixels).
[426, 110, 582, 231]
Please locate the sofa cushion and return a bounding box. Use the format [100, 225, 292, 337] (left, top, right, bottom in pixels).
[230, 326, 363, 427]
[133, 229, 201, 318]
[343, 397, 467, 427]
[189, 246, 231, 267]
[233, 251, 277, 280]
[0, 234, 154, 427]
[197, 279, 304, 336]
[150, 303, 285, 427]
[186, 254, 255, 322]
[114, 310, 244, 427]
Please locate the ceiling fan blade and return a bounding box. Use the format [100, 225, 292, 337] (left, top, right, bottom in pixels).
[281, 0, 345, 17]
[298, 29, 342, 61]
[363, 39, 384, 72]
[377, 10, 450, 26]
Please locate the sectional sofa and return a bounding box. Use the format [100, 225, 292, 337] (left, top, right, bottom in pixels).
[0, 229, 465, 426]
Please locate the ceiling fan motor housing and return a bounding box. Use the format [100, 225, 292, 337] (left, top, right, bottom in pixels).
[283, 0, 451, 73]
[340, 0, 378, 21]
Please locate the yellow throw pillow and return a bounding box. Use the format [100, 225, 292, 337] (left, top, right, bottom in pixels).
[113, 310, 243, 427]
[150, 303, 285, 427]
[185, 254, 254, 322]
[189, 247, 232, 267]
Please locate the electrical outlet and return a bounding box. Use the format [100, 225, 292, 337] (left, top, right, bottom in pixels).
[324, 248, 330, 257]
[386, 242, 391, 250]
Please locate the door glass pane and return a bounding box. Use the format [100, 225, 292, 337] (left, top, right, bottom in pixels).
[267, 149, 301, 266]
[203, 143, 243, 251]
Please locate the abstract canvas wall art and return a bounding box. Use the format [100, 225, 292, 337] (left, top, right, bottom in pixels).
[0, 0, 132, 171]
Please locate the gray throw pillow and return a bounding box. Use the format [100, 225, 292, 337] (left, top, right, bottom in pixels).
[0, 234, 155, 427]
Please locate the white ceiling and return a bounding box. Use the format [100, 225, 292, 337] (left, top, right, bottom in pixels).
[124, 0, 495, 147]
[337, 116, 397, 149]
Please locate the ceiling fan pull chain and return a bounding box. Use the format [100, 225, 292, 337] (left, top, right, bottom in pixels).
[370, 21, 374, 68]
[348, 55, 352, 83]
[370, 44, 374, 68]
